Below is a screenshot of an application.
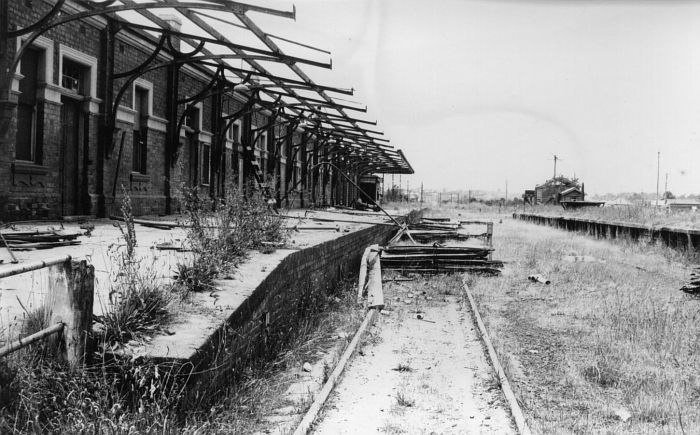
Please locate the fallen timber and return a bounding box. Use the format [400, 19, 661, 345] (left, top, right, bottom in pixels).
[110, 215, 179, 229]
[408, 230, 488, 243]
[380, 245, 502, 274]
[395, 267, 502, 275]
[276, 214, 396, 227]
[420, 217, 452, 222]
[409, 222, 460, 231]
[0, 229, 84, 250]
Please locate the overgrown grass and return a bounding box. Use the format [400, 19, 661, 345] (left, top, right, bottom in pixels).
[520, 203, 700, 230]
[0, 269, 364, 434]
[0, 349, 190, 434]
[456, 206, 700, 433]
[175, 182, 288, 294]
[0, 190, 178, 432]
[395, 391, 415, 407]
[98, 189, 174, 344]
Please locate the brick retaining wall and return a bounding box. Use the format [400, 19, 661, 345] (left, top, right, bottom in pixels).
[165, 221, 399, 403]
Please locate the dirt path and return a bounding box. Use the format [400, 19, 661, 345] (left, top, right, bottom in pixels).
[311, 277, 516, 434]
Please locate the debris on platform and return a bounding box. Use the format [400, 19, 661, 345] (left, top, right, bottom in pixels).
[382, 217, 503, 275]
[0, 229, 84, 250]
[381, 245, 503, 274]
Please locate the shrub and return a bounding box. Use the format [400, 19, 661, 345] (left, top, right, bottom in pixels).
[100, 277, 172, 344]
[174, 258, 217, 294]
[176, 182, 288, 293]
[98, 189, 173, 344]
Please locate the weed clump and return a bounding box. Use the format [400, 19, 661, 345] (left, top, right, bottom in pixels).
[395, 391, 415, 407]
[98, 189, 173, 344]
[176, 182, 287, 293]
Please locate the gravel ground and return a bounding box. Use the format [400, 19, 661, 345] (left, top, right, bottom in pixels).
[311, 276, 516, 434]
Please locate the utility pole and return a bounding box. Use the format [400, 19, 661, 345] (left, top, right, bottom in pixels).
[656, 151, 660, 208]
[420, 182, 424, 206]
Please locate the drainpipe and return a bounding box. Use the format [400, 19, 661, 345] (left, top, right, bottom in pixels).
[0, 0, 15, 219]
[162, 15, 182, 215]
[97, 21, 117, 218]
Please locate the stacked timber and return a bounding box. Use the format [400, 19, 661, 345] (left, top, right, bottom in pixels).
[409, 230, 472, 243]
[380, 245, 503, 274]
[408, 218, 462, 232]
[0, 230, 83, 250]
[680, 267, 700, 294]
[421, 217, 452, 223]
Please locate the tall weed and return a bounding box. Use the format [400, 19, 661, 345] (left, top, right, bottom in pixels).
[176, 182, 287, 293]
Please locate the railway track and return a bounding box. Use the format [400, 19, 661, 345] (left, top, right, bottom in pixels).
[292, 272, 526, 434]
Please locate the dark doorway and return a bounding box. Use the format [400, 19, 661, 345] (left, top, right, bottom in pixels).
[60, 97, 84, 216]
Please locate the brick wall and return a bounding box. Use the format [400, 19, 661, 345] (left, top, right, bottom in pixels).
[180, 222, 400, 401]
[2, 2, 367, 221]
[2, 1, 103, 219]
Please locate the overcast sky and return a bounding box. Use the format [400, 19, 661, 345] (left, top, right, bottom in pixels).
[254, 0, 700, 196]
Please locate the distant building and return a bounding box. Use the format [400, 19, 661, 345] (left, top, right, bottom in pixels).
[522, 190, 536, 205]
[559, 186, 584, 202]
[662, 198, 700, 211]
[529, 176, 584, 205]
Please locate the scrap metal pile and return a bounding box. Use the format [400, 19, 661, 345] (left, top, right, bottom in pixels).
[680, 266, 700, 295]
[381, 217, 504, 275]
[380, 245, 502, 274]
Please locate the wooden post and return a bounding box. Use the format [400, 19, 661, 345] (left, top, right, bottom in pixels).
[487, 222, 494, 260]
[49, 259, 95, 369]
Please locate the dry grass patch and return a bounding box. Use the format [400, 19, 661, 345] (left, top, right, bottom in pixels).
[461, 212, 700, 433]
[416, 206, 700, 433]
[522, 204, 700, 230]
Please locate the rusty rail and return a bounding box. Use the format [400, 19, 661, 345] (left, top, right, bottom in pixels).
[0, 255, 72, 279]
[0, 323, 64, 358]
[0, 256, 94, 367]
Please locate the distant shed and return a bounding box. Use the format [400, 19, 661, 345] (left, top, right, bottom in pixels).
[663, 198, 700, 211]
[559, 186, 584, 202]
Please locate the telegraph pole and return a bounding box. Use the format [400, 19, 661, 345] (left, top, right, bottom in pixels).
[656, 151, 660, 208]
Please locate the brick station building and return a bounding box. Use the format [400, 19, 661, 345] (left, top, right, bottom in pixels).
[0, 1, 412, 221]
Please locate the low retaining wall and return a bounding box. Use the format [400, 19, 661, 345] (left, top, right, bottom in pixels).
[514, 213, 700, 252]
[179, 221, 399, 402]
